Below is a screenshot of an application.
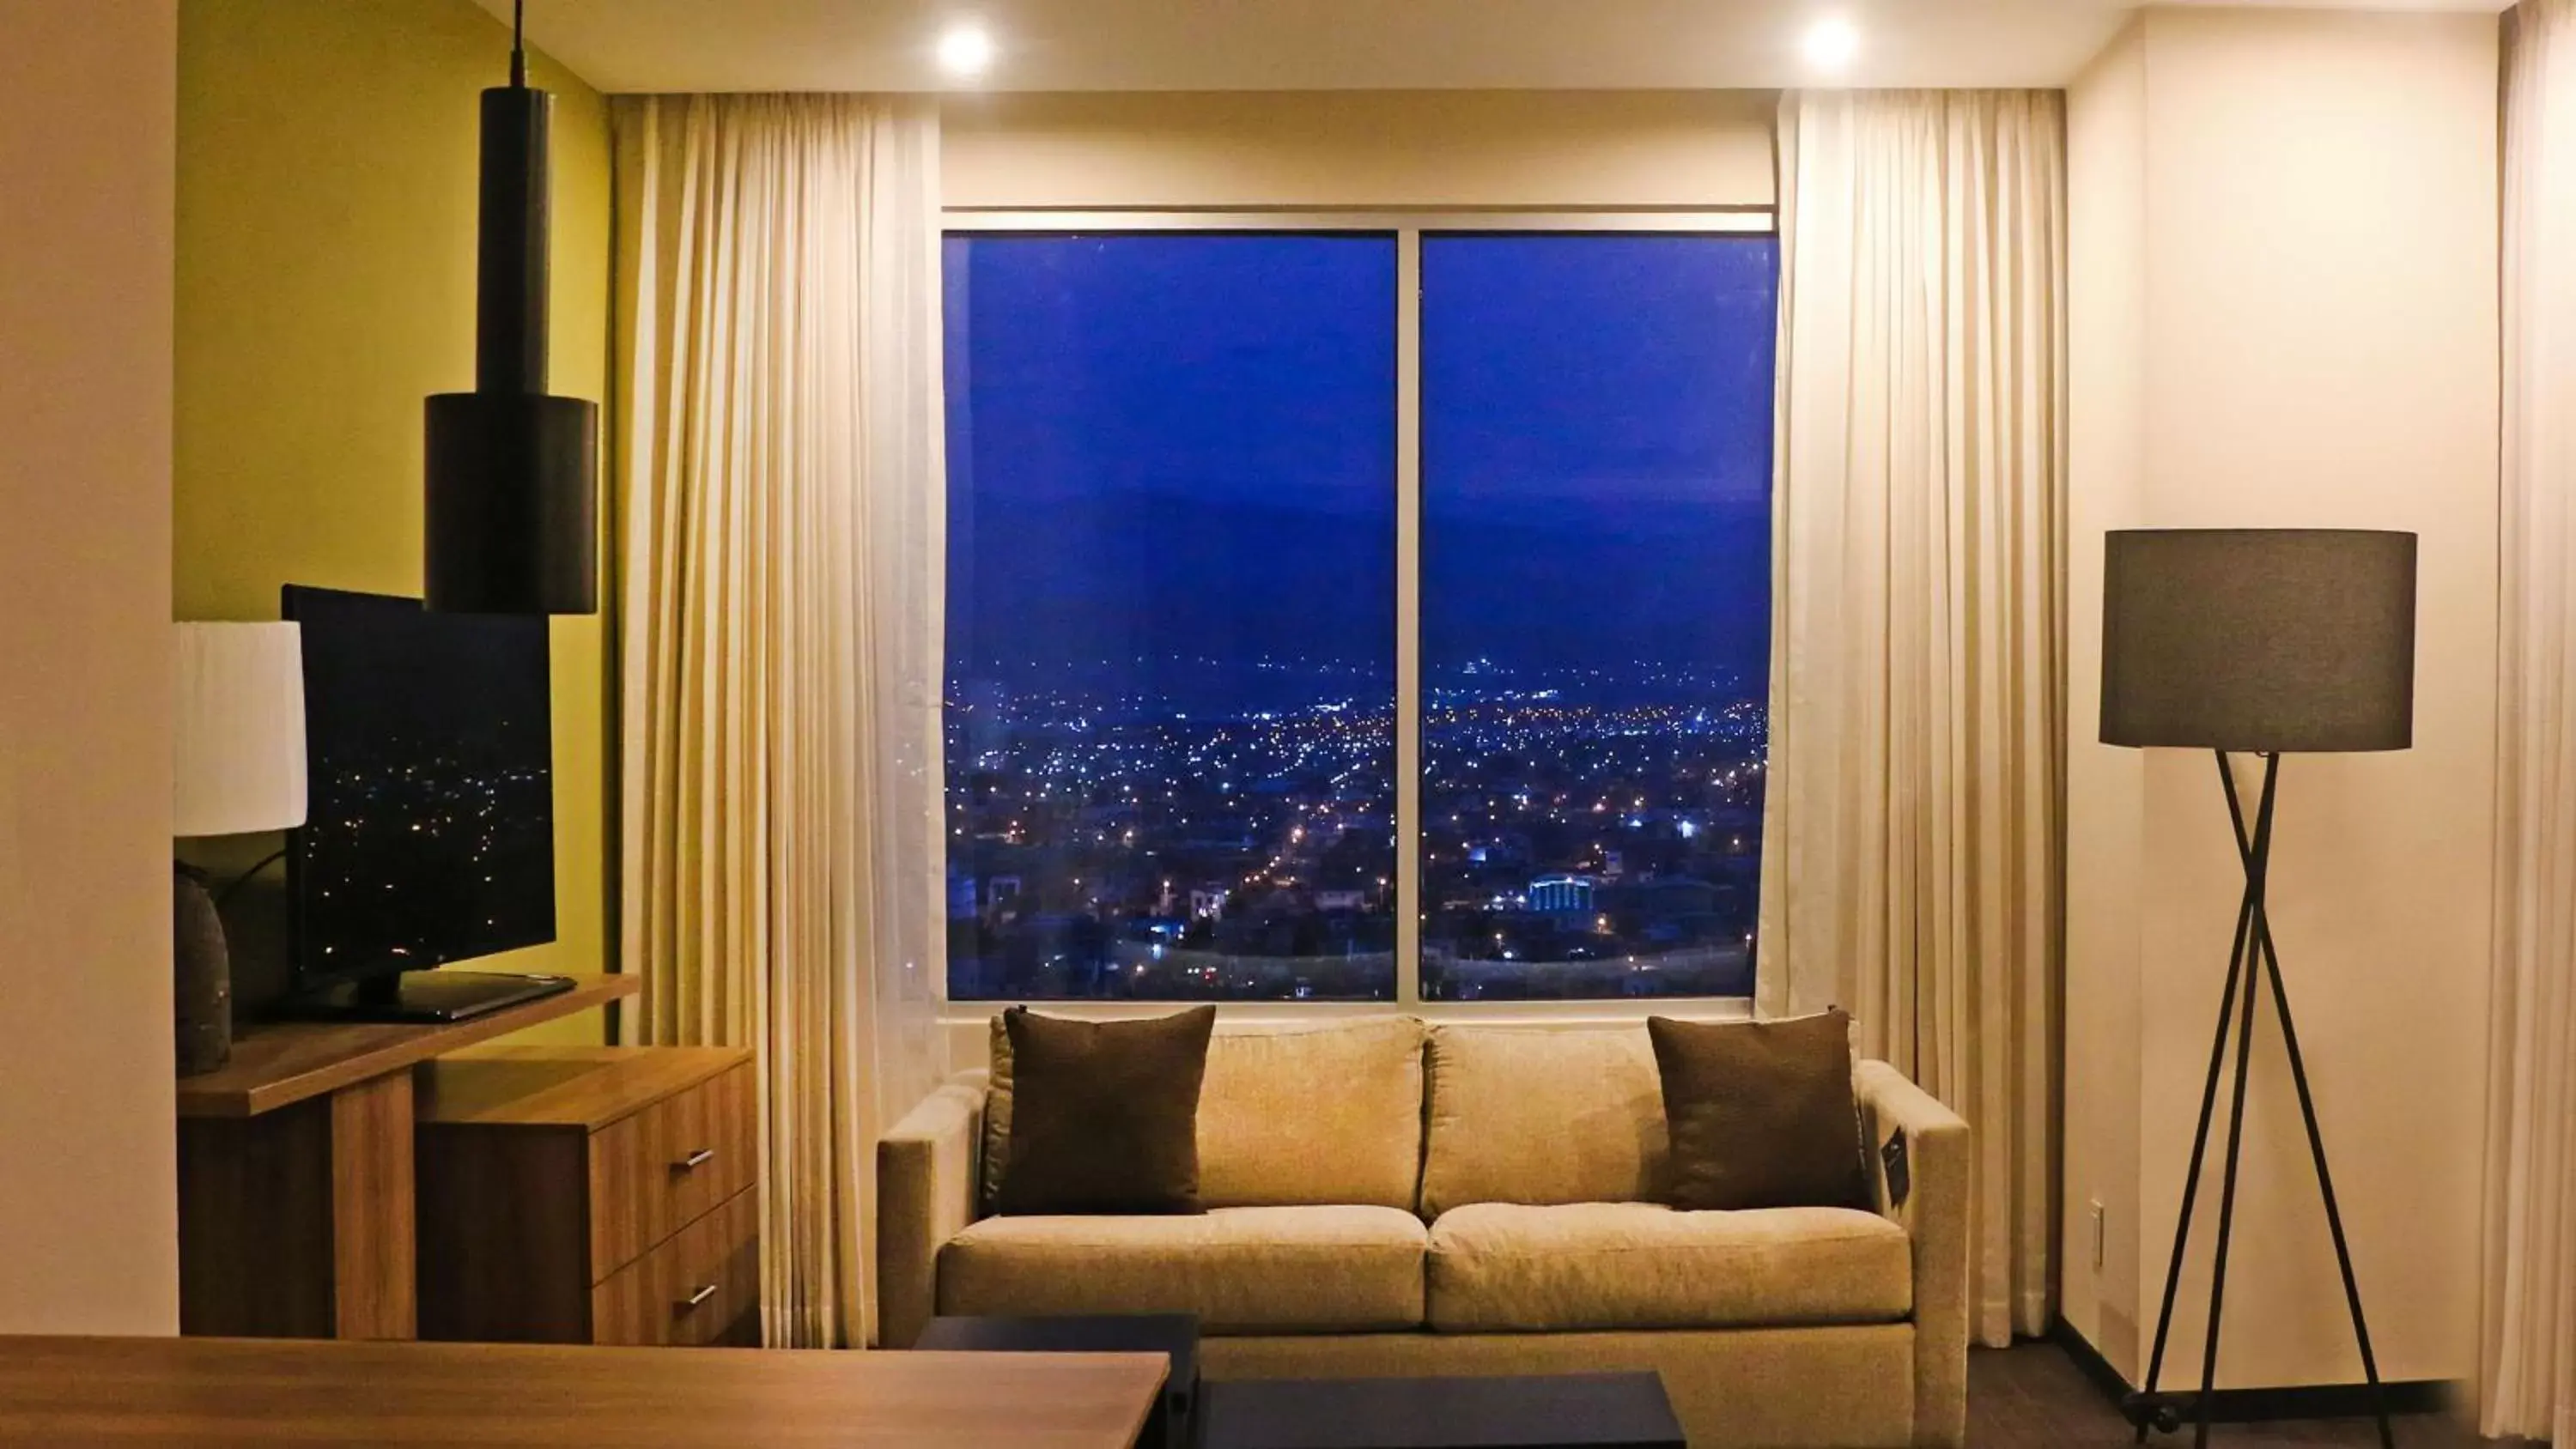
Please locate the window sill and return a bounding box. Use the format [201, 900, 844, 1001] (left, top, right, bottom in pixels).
[939, 995, 1753, 1030]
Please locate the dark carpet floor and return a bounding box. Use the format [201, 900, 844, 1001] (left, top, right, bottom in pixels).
[1966, 1342, 2512, 1448]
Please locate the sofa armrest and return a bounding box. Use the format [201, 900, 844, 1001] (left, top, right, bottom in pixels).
[874, 1076, 987, 1349]
[1856, 1059, 1970, 1449]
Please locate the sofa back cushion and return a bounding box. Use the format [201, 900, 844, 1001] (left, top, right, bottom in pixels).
[984, 1015, 1426, 1213]
[1196, 1017, 1427, 1209]
[1419, 1024, 1667, 1217]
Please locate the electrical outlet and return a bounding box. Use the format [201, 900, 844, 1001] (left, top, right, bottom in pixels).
[2089, 1200, 2106, 1272]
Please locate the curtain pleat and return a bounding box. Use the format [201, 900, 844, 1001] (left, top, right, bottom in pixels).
[613, 93, 947, 1350]
[2484, 2, 2576, 1437]
[1760, 88, 2066, 1349]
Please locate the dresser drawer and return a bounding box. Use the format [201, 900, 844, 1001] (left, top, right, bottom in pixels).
[592, 1187, 759, 1347]
[416, 1046, 758, 1347]
[587, 1061, 755, 1280]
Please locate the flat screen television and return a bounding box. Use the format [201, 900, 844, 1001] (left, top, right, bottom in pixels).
[282, 585, 573, 1022]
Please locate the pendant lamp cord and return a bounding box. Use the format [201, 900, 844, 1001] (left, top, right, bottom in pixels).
[509, 0, 526, 87]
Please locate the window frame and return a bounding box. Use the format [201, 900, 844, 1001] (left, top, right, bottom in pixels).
[939, 208, 1777, 1024]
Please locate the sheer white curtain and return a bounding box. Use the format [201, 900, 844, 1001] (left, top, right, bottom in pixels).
[2484, 1, 2576, 1436]
[1759, 89, 2065, 1348]
[613, 93, 947, 1350]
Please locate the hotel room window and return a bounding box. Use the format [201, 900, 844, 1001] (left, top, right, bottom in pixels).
[942, 226, 1776, 1003]
[943, 233, 1401, 1001]
[1419, 233, 1777, 1000]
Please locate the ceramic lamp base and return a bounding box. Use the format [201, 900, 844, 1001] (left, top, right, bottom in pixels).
[173, 864, 232, 1077]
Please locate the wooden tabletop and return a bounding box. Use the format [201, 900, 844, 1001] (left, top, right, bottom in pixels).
[0, 1337, 1169, 1448]
[175, 974, 641, 1119]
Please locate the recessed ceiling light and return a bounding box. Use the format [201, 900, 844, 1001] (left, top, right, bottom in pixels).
[1802, 15, 1861, 75]
[937, 22, 995, 81]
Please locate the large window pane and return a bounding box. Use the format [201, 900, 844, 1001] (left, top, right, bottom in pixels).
[944, 234, 1399, 1001]
[1420, 234, 1777, 1000]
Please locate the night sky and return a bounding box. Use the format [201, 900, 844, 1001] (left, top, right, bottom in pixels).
[945, 233, 1397, 712]
[943, 231, 1778, 712]
[1423, 234, 1776, 696]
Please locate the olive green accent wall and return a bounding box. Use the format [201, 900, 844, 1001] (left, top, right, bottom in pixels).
[176, 0, 614, 1040]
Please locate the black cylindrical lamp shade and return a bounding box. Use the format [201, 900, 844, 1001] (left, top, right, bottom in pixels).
[2099, 529, 2417, 754]
[423, 77, 598, 615]
[425, 392, 598, 614]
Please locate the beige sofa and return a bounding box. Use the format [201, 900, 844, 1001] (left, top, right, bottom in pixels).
[878, 1016, 1969, 1449]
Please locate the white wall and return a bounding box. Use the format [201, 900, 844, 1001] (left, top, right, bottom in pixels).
[943, 89, 1777, 209]
[2066, 6, 2498, 1390]
[0, 0, 181, 1333]
[2064, 12, 2152, 1379]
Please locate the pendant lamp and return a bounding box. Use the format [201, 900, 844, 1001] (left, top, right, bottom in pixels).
[424, 0, 597, 615]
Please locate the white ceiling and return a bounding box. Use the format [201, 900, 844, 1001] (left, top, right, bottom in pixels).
[476, 0, 2512, 94]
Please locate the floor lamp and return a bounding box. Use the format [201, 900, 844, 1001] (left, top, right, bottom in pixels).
[2099, 529, 2416, 1449]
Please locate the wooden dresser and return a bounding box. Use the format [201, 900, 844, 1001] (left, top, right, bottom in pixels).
[415, 1045, 760, 1347]
[177, 973, 639, 1341]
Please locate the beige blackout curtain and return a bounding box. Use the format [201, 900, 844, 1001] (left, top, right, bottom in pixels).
[2483, 1, 2576, 1437]
[613, 93, 948, 1350]
[1759, 89, 2065, 1348]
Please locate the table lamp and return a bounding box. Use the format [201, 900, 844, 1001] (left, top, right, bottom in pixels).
[2100, 529, 2414, 1448]
[173, 621, 309, 1076]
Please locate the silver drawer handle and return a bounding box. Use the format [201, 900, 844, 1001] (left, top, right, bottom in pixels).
[676, 1283, 718, 1313]
[675, 1148, 716, 1171]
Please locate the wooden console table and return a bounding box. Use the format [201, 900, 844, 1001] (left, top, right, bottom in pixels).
[0, 1337, 1167, 1448]
[175, 974, 639, 1340]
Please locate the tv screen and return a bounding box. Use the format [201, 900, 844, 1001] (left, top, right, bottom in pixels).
[283, 585, 556, 990]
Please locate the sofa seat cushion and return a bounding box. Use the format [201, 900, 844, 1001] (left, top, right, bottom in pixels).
[1425, 1202, 1911, 1333]
[939, 1205, 1428, 1333]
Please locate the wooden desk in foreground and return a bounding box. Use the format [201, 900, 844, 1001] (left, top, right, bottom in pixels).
[0, 1337, 1168, 1449]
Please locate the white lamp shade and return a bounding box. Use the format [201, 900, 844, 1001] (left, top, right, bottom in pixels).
[173, 621, 310, 837]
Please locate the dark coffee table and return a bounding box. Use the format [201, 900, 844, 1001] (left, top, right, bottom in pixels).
[913, 1313, 1200, 1449]
[1200, 1372, 1685, 1449]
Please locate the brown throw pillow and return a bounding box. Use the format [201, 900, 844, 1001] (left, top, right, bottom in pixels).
[997, 1005, 1218, 1216]
[1649, 1010, 1872, 1212]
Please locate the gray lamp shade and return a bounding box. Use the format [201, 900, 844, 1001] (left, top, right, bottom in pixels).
[2099, 529, 2417, 753]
